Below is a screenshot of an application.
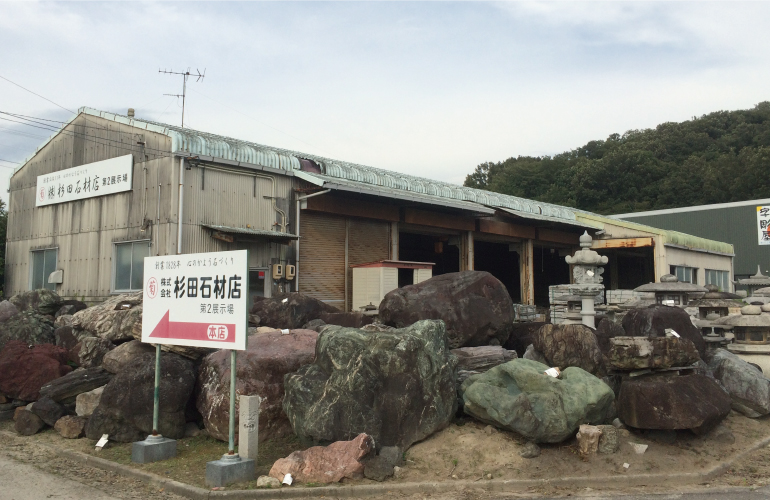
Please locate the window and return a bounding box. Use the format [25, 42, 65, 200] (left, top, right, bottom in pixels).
[114, 241, 150, 292]
[31, 248, 57, 290]
[705, 269, 730, 292]
[670, 265, 697, 284]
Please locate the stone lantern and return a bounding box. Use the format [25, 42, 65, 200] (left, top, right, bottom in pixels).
[734, 265, 770, 299]
[560, 295, 584, 325]
[689, 284, 744, 336]
[713, 304, 770, 373]
[633, 274, 707, 307]
[565, 231, 607, 329]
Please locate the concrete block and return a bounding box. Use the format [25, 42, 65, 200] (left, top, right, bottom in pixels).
[238, 395, 260, 460]
[131, 435, 177, 463]
[205, 454, 255, 487]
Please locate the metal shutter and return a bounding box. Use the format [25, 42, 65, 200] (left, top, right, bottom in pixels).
[347, 218, 390, 311]
[299, 212, 346, 309]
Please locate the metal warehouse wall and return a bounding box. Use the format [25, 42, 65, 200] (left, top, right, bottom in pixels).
[6, 114, 177, 301]
[619, 205, 765, 277]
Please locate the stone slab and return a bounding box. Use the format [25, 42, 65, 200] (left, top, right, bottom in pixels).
[238, 395, 260, 460]
[205, 455, 255, 487]
[131, 436, 177, 463]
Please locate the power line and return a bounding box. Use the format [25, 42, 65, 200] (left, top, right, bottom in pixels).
[0, 74, 75, 114]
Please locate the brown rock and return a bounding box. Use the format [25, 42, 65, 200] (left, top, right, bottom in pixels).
[197, 329, 318, 443]
[503, 322, 547, 357]
[30, 396, 68, 426]
[532, 324, 605, 376]
[101, 340, 155, 374]
[39, 367, 113, 404]
[15, 409, 46, 435]
[0, 394, 6, 404]
[13, 406, 26, 421]
[618, 373, 731, 432]
[0, 341, 71, 401]
[319, 312, 374, 328]
[622, 305, 706, 356]
[269, 433, 374, 484]
[54, 415, 86, 438]
[379, 271, 515, 348]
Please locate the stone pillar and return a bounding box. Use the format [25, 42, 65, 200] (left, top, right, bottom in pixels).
[565, 232, 608, 329]
[238, 395, 260, 460]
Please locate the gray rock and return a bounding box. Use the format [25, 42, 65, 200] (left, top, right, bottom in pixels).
[0, 300, 20, 323]
[519, 441, 541, 458]
[76, 386, 105, 417]
[250, 292, 340, 330]
[460, 358, 615, 443]
[54, 314, 74, 329]
[706, 349, 770, 417]
[301, 319, 327, 332]
[532, 324, 605, 376]
[451, 345, 517, 372]
[101, 340, 155, 374]
[39, 367, 112, 404]
[283, 320, 457, 450]
[704, 423, 735, 444]
[78, 337, 115, 368]
[597, 425, 619, 454]
[364, 446, 403, 481]
[622, 305, 706, 356]
[30, 396, 68, 426]
[256, 476, 281, 488]
[55, 301, 87, 318]
[15, 409, 46, 435]
[10, 289, 63, 316]
[608, 337, 700, 371]
[184, 422, 201, 438]
[54, 415, 87, 439]
[72, 292, 142, 343]
[85, 352, 195, 442]
[379, 271, 515, 348]
[523, 344, 547, 364]
[0, 311, 56, 350]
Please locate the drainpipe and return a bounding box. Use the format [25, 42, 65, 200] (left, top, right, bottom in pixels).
[177, 156, 185, 255]
[294, 189, 331, 292]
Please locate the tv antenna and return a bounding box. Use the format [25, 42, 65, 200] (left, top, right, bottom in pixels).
[158, 67, 205, 127]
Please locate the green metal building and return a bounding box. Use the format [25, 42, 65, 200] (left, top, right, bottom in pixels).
[613, 198, 770, 282]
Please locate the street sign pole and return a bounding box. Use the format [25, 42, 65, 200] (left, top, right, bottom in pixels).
[153, 343, 161, 434]
[228, 349, 237, 454]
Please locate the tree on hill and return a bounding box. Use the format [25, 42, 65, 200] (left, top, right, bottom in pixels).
[464, 102, 770, 214]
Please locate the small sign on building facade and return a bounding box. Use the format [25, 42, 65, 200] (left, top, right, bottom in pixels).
[142, 250, 249, 350]
[758, 206, 770, 245]
[35, 154, 134, 207]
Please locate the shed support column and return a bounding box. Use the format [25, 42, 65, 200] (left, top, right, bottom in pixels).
[460, 231, 474, 271]
[520, 239, 534, 305]
[390, 222, 399, 260]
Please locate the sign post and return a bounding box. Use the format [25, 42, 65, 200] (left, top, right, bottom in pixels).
[132, 250, 251, 479]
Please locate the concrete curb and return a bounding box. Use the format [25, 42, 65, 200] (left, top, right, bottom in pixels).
[3, 430, 770, 499]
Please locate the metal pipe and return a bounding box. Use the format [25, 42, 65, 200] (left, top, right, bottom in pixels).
[177, 156, 185, 255]
[294, 189, 332, 292]
[152, 343, 161, 435]
[156, 166, 161, 256]
[229, 349, 237, 454]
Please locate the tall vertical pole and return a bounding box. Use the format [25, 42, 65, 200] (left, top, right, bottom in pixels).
[229, 349, 237, 455]
[181, 73, 187, 128]
[152, 343, 161, 435]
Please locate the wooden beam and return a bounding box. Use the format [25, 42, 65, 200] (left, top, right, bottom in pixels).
[478, 219, 536, 239]
[520, 239, 534, 305]
[537, 228, 580, 245]
[460, 231, 474, 271]
[404, 208, 476, 231]
[591, 237, 654, 249]
[212, 231, 234, 243]
[306, 195, 400, 222]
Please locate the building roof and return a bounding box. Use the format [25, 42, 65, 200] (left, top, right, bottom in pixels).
[14, 106, 732, 252]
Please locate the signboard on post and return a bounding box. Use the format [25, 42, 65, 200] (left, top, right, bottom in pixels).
[142, 250, 249, 351]
[36, 154, 134, 207]
[758, 207, 770, 245]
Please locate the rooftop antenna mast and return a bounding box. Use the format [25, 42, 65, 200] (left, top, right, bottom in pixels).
[158, 67, 205, 127]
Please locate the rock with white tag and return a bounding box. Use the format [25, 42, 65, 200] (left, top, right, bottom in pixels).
[622, 305, 706, 356]
[608, 336, 700, 371]
[250, 293, 339, 329]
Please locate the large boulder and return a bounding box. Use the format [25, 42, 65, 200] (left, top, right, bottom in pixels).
[706, 349, 770, 418]
[77, 337, 115, 368]
[269, 433, 374, 484]
[617, 374, 731, 433]
[284, 320, 457, 450]
[504, 322, 548, 357]
[101, 340, 155, 374]
[0, 341, 71, 401]
[379, 271, 515, 348]
[72, 292, 142, 343]
[85, 352, 195, 442]
[621, 305, 706, 356]
[0, 300, 20, 323]
[531, 324, 605, 376]
[196, 329, 319, 443]
[460, 358, 615, 443]
[608, 337, 700, 371]
[39, 367, 113, 404]
[0, 310, 56, 350]
[250, 293, 340, 330]
[10, 289, 63, 316]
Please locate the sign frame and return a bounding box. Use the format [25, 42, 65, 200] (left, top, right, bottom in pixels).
[141, 250, 249, 351]
[36, 154, 134, 207]
[758, 206, 770, 246]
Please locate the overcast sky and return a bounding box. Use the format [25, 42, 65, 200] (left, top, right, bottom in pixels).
[1, 1, 770, 207]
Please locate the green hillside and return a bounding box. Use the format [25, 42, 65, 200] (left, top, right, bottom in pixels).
[464, 102, 770, 215]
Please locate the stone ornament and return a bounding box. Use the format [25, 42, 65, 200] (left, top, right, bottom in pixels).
[566, 232, 608, 285]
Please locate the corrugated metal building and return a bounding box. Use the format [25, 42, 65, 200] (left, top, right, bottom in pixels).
[614, 199, 770, 285]
[6, 106, 736, 307]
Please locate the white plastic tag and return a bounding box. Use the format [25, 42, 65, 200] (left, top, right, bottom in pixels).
[283, 473, 293, 485]
[95, 434, 109, 450]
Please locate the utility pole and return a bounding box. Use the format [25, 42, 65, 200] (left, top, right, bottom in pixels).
[159, 67, 205, 128]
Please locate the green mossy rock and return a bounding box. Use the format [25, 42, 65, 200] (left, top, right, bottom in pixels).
[283, 320, 457, 450]
[461, 358, 615, 443]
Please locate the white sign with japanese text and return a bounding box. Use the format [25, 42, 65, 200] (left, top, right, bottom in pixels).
[758, 206, 770, 245]
[142, 250, 249, 350]
[35, 154, 133, 207]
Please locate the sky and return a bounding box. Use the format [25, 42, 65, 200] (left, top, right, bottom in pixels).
[1, 1, 770, 207]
